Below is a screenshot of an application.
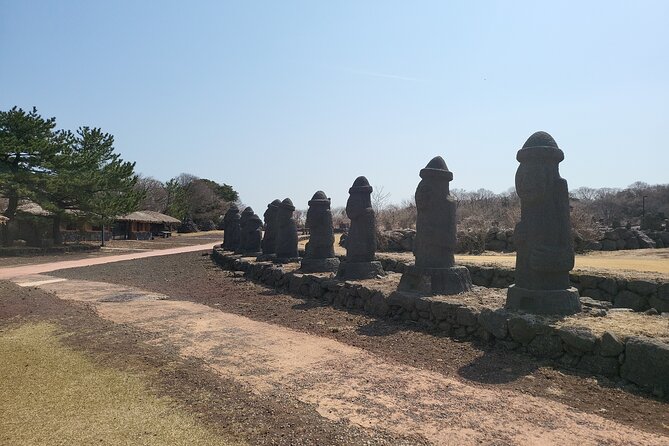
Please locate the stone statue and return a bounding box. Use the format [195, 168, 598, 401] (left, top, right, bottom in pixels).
[505, 131, 581, 315]
[336, 176, 384, 279]
[257, 199, 281, 261]
[300, 191, 340, 273]
[274, 198, 300, 263]
[398, 156, 472, 294]
[222, 204, 241, 251]
[235, 206, 255, 254]
[242, 212, 263, 256]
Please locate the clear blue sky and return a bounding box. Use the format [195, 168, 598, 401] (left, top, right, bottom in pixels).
[2, 1, 668, 212]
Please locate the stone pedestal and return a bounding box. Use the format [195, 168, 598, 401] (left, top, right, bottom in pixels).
[398, 265, 472, 295]
[337, 261, 384, 280]
[506, 285, 581, 315]
[256, 253, 277, 262]
[274, 256, 301, 264]
[300, 257, 340, 273]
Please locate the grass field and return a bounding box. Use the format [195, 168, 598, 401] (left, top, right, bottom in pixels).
[0, 323, 242, 446]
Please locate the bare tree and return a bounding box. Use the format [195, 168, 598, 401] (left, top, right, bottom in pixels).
[135, 175, 168, 212]
[371, 185, 391, 215]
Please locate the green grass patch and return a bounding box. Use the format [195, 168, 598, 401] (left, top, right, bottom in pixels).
[0, 322, 243, 445]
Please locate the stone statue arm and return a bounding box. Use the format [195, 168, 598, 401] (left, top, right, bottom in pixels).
[529, 245, 575, 272]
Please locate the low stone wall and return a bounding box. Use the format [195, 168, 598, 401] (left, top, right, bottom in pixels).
[212, 249, 669, 399]
[378, 227, 668, 253]
[378, 257, 669, 313]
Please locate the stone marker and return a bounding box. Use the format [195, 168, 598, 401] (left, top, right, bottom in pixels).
[257, 199, 281, 261]
[235, 206, 255, 254]
[222, 204, 241, 251]
[274, 198, 300, 263]
[300, 191, 340, 273]
[398, 156, 472, 295]
[242, 212, 263, 256]
[337, 176, 385, 279]
[505, 131, 581, 315]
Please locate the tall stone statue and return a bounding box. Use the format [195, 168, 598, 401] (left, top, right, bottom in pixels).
[398, 156, 472, 294]
[505, 131, 581, 315]
[300, 191, 340, 273]
[257, 199, 281, 261]
[222, 204, 241, 251]
[274, 198, 300, 263]
[336, 176, 384, 279]
[242, 212, 263, 256]
[235, 206, 255, 254]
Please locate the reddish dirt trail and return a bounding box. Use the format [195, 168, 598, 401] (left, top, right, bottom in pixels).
[19, 274, 669, 446]
[0, 243, 215, 280]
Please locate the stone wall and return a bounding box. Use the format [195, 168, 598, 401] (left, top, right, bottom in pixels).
[377, 227, 669, 253]
[378, 256, 669, 313]
[212, 249, 669, 399]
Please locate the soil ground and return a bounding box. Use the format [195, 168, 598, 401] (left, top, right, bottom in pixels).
[46, 253, 669, 441]
[2, 248, 669, 444]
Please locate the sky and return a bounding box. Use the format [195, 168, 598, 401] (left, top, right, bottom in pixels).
[2, 1, 668, 213]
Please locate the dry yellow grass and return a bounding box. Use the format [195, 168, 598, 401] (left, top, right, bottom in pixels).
[377, 248, 669, 279]
[556, 312, 669, 340]
[0, 323, 243, 446]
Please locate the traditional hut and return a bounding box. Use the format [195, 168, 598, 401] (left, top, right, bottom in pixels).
[114, 211, 181, 240]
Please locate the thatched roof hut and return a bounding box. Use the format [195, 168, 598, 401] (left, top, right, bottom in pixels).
[115, 211, 181, 239]
[116, 211, 181, 225]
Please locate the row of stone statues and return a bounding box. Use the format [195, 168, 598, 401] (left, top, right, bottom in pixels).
[221, 131, 581, 315]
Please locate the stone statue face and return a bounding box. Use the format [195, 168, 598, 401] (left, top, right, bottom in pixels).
[278, 207, 292, 222]
[515, 162, 552, 203]
[306, 206, 316, 227]
[264, 207, 277, 222]
[347, 192, 371, 212]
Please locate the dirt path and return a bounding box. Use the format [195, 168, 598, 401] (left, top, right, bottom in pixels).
[0, 242, 215, 280]
[14, 274, 668, 445]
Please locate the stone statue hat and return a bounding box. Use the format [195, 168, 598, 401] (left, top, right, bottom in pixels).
[349, 176, 373, 194]
[279, 198, 296, 211]
[268, 199, 281, 208]
[226, 203, 239, 214]
[420, 156, 453, 181]
[308, 190, 331, 206]
[241, 206, 254, 216]
[517, 131, 564, 163]
[248, 213, 262, 224]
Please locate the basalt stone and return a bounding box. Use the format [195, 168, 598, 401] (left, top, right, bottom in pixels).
[337, 177, 385, 279]
[507, 315, 539, 345]
[398, 156, 472, 295]
[241, 212, 263, 256]
[614, 290, 648, 311]
[620, 337, 669, 394]
[300, 191, 339, 273]
[578, 355, 620, 378]
[258, 199, 281, 260]
[558, 327, 597, 353]
[505, 132, 581, 315]
[599, 331, 625, 357]
[235, 206, 255, 254]
[274, 198, 300, 263]
[222, 204, 241, 251]
[478, 308, 509, 339]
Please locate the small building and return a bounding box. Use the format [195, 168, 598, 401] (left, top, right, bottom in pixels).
[114, 211, 181, 240]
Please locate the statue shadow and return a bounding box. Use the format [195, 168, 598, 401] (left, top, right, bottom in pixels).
[456, 347, 539, 384]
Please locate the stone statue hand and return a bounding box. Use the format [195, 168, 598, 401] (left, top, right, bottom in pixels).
[529, 246, 575, 272]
